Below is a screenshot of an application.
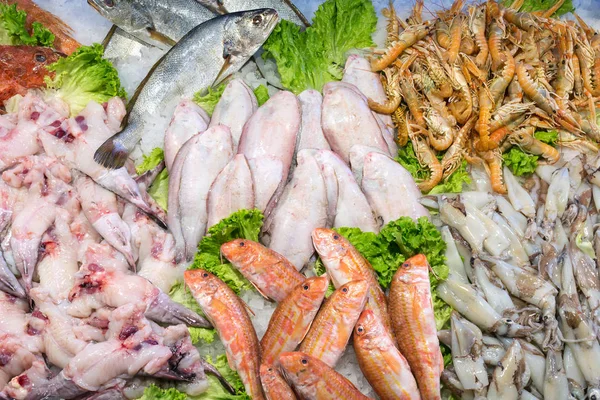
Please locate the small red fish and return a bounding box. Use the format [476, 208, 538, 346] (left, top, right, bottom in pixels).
[0, 45, 63, 103]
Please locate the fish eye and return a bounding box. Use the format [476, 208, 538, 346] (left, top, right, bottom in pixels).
[202, 272, 209, 278]
[342, 287, 348, 293]
[252, 15, 263, 25]
[402, 262, 410, 269]
[104, 0, 114, 7]
[267, 367, 273, 372]
[357, 326, 364, 334]
[333, 234, 340, 240]
[239, 241, 245, 247]
[303, 284, 309, 290]
[301, 358, 308, 365]
[35, 53, 46, 62]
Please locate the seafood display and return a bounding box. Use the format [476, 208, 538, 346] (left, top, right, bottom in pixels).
[2, 0, 600, 399]
[371, 0, 600, 194]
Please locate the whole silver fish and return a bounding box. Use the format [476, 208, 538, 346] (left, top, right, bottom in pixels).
[88, 0, 218, 47]
[93, 9, 279, 169]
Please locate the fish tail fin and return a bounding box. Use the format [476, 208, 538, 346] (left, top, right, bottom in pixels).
[94, 135, 129, 169]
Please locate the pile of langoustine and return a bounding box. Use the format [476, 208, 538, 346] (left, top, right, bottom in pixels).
[367, 0, 600, 194]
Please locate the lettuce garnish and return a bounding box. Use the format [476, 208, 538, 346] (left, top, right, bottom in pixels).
[0, 3, 54, 46]
[262, 0, 377, 93]
[44, 44, 127, 116]
[135, 147, 169, 210]
[188, 209, 263, 294]
[501, 0, 574, 16]
[503, 130, 558, 176]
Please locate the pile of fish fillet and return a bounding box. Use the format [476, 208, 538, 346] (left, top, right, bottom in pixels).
[1, 37, 600, 400]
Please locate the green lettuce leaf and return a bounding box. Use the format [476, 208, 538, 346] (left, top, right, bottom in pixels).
[44, 44, 127, 116]
[428, 161, 471, 195]
[501, 0, 574, 16]
[0, 3, 54, 46]
[139, 385, 187, 400]
[148, 169, 168, 211]
[193, 83, 226, 116]
[189, 209, 264, 293]
[262, 0, 376, 93]
[136, 147, 164, 174]
[253, 84, 270, 106]
[534, 129, 558, 145]
[168, 282, 216, 344]
[503, 147, 539, 176]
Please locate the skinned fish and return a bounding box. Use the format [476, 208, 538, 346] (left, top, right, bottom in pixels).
[262, 149, 328, 270]
[164, 100, 210, 172]
[296, 90, 330, 152]
[237, 90, 300, 216]
[167, 125, 234, 261]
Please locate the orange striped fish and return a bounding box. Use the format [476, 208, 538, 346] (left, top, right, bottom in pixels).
[388, 254, 443, 400]
[260, 363, 297, 400]
[299, 279, 368, 367]
[354, 309, 421, 400]
[278, 352, 372, 400]
[221, 239, 305, 302]
[184, 269, 264, 400]
[311, 228, 394, 341]
[260, 276, 327, 365]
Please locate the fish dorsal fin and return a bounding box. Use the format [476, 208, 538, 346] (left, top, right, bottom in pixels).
[239, 297, 255, 317]
[249, 281, 275, 303]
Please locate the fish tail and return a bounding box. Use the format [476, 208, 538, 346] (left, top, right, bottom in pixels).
[93, 134, 130, 169]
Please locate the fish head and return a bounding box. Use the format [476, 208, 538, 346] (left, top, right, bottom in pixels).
[278, 352, 320, 389]
[183, 269, 221, 299]
[259, 363, 279, 386]
[331, 279, 369, 312]
[354, 309, 385, 343]
[392, 254, 430, 285]
[294, 276, 328, 310]
[88, 0, 156, 41]
[311, 228, 348, 262]
[213, 8, 278, 86]
[220, 239, 258, 267]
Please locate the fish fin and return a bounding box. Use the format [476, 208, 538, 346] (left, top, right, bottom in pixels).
[94, 136, 129, 169]
[239, 297, 256, 317]
[248, 281, 274, 302]
[147, 27, 177, 47]
[201, 359, 236, 394]
[212, 54, 233, 88]
[225, 350, 236, 371]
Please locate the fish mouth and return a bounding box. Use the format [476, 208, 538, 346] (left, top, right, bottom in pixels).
[263, 9, 280, 30]
[87, 0, 103, 13]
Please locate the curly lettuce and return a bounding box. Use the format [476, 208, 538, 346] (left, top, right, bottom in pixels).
[168, 282, 216, 345]
[501, 0, 574, 16]
[193, 83, 226, 116]
[253, 85, 270, 106]
[262, 0, 377, 93]
[189, 209, 263, 293]
[0, 3, 54, 46]
[44, 44, 127, 116]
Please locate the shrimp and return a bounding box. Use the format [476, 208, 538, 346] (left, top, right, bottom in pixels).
[469, 4, 488, 67]
[448, 61, 474, 124]
[503, 7, 539, 32]
[371, 21, 431, 72]
[392, 104, 409, 146]
[442, 116, 476, 178]
[424, 105, 456, 151]
[382, 1, 399, 46]
[407, 122, 443, 192]
[572, 52, 584, 98]
[446, 14, 464, 65]
[367, 67, 401, 114]
[575, 33, 599, 96]
[489, 51, 516, 105]
[489, 101, 532, 132]
[475, 86, 495, 151]
[506, 126, 560, 164]
[488, 21, 507, 72]
[480, 147, 507, 194]
[398, 67, 427, 128]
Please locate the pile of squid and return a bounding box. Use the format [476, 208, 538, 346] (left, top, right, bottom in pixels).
[369, 0, 600, 194]
[427, 145, 600, 399]
[0, 94, 233, 399]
